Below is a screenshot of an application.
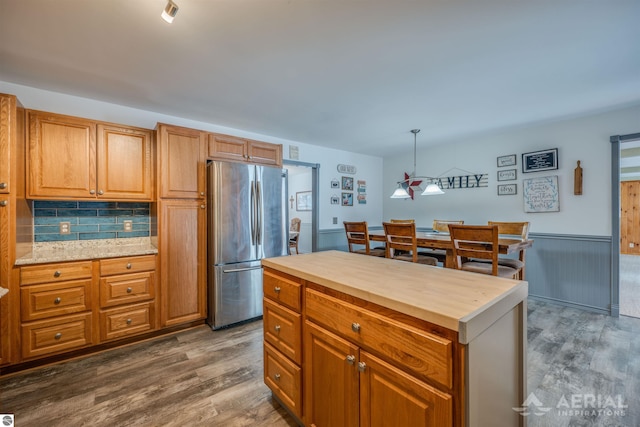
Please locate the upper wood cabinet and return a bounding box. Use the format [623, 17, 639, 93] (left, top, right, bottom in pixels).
[27, 110, 153, 201]
[157, 124, 206, 200]
[208, 133, 282, 167]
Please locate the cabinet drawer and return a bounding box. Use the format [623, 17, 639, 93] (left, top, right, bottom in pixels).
[21, 312, 92, 359]
[100, 255, 156, 276]
[305, 288, 454, 388]
[99, 302, 155, 341]
[264, 298, 302, 364]
[21, 262, 92, 286]
[264, 342, 302, 419]
[21, 279, 92, 321]
[100, 271, 155, 308]
[263, 270, 302, 312]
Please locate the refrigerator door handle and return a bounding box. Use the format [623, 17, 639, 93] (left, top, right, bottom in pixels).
[250, 179, 257, 245]
[222, 266, 263, 273]
[256, 180, 262, 245]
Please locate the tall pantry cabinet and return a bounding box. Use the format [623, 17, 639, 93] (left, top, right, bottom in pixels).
[155, 124, 207, 327]
[0, 94, 29, 366]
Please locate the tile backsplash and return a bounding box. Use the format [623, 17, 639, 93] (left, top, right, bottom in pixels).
[33, 201, 150, 242]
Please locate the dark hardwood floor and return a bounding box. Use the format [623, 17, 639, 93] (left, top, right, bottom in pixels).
[1, 299, 639, 426]
[0, 321, 298, 426]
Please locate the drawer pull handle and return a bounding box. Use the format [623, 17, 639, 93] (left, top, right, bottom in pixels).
[274, 373, 281, 381]
[274, 325, 281, 333]
[358, 362, 367, 372]
[0, 200, 7, 207]
[346, 355, 356, 365]
[54, 332, 62, 340]
[126, 319, 132, 325]
[54, 297, 62, 305]
[54, 271, 61, 278]
[351, 322, 361, 333]
[0, 182, 6, 189]
[126, 263, 132, 269]
[274, 286, 281, 293]
[126, 287, 133, 293]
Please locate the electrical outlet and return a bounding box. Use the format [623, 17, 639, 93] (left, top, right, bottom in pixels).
[123, 220, 133, 232]
[333, 217, 338, 224]
[59, 222, 71, 235]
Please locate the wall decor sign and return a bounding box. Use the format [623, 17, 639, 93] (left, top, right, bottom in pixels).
[296, 191, 312, 211]
[330, 195, 339, 205]
[497, 169, 517, 181]
[497, 184, 517, 196]
[337, 164, 357, 174]
[342, 192, 353, 206]
[357, 180, 367, 204]
[425, 173, 489, 190]
[523, 176, 559, 212]
[522, 148, 558, 173]
[497, 154, 517, 167]
[342, 176, 354, 190]
[330, 178, 339, 189]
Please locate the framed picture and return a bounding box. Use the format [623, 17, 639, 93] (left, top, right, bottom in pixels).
[342, 192, 353, 206]
[497, 154, 517, 167]
[342, 176, 354, 190]
[296, 191, 312, 211]
[497, 184, 517, 196]
[523, 176, 559, 212]
[497, 169, 517, 181]
[330, 195, 339, 205]
[522, 148, 558, 173]
[330, 179, 340, 189]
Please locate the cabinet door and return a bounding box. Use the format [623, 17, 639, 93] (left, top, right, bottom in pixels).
[304, 320, 359, 427]
[359, 351, 453, 427]
[247, 140, 282, 166]
[0, 94, 17, 194]
[208, 133, 247, 162]
[97, 124, 153, 200]
[28, 111, 97, 199]
[158, 124, 206, 199]
[0, 197, 7, 364]
[159, 199, 206, 326]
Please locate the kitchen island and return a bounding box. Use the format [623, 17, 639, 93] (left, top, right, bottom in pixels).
[262, 250, 527, 427]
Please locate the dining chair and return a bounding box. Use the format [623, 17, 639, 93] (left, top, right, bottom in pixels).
[343, 221, 386, 257]
[426, 220, 465, 264]
[389, 219, 415, 223]
[289, 217, 301, 255]
[487, 221, 530, 279]
[448, 224, 520, 278]
[383, 222, 438, 266]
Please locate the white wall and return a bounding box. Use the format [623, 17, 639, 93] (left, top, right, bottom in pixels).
[384, 105, 640, 236]
[0, 81, 384, 231]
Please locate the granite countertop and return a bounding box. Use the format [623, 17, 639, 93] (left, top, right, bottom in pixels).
[15, 237, 158, 266]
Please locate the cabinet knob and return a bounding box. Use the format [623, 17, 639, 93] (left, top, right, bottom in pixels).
[274, 286, 281, 293]
[97, 190, 104, 195]
[0, 182, 6, 189]
[200, 204, 205, 209]
[126, 287, 133, 293]
[89, 189, 96, 195]
[274, 373, 281, 381]
[126, 319, 132, 325]
[54, 332, 62, 340]
[346, 355, 356, 365]
[351, 322, 361, 333]
[274, 325, 281, 333]
[200, 192, 205, 196]
[358, 362, 367, 372]
[54, 271, 61, 278]
[126, 263, 132, 269]
[0, 200, 7, 207]
[54, 297, 62, 305]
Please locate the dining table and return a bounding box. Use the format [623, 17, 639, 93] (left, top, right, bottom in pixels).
[368, 229, 534, 275]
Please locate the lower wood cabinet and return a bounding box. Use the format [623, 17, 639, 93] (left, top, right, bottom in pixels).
[21, 312, 92, 359]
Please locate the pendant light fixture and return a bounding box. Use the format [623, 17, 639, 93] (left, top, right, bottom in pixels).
[390, 129, 445, 199]
[161, 1, 179, 23]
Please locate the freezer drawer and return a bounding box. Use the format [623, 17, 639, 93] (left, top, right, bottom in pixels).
[207, 261, 263, 329]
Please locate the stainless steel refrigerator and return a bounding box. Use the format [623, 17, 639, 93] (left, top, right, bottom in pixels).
[207, 160, 288, 329]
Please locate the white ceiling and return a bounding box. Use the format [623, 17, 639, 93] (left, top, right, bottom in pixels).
[1, 0, 639, 157]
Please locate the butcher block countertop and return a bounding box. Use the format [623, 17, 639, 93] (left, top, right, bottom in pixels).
[262, 250, 528, 344]
[15, 237, 158, 266]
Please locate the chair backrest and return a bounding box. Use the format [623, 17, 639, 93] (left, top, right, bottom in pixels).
[389, 219, 415, 224]
[448, 224, 500, 275]
[290, 217, 301, 232]
[487, 221, 529, 239]
[383, 221, 418, 261]
[343, 221, 371, 254]
[432, 219, 464, 233]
